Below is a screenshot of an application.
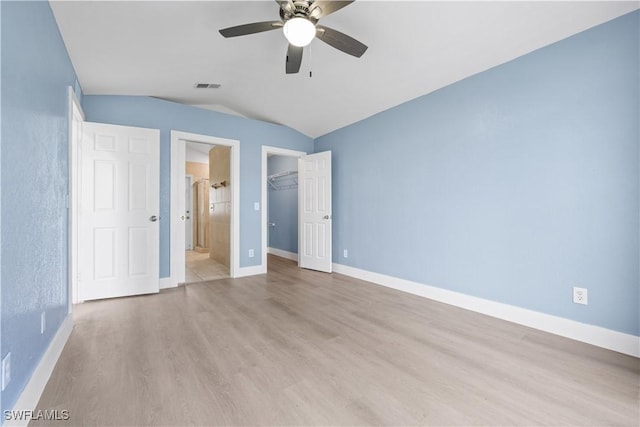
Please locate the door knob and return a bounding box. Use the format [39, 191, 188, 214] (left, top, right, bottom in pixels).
[323, 215, 332, 219]
[150, 215, 158, 222]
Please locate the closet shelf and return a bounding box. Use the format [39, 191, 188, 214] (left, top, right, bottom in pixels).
[268, 170, 297, 191]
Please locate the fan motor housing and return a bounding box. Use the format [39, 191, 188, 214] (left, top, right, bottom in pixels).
[280, 1, 319, 23]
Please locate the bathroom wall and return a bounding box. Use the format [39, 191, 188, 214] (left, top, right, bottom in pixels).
[209, 146, 231, 267]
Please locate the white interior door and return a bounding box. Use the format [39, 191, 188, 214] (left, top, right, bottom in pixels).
[80, 122, 160, 301]
[298, 151, 332, 272]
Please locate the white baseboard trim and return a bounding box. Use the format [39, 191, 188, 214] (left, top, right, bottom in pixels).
[6, 315, 74, 427]
[235, 264, 267, 278]
[267, 247, 298, 261]
[159, 277, 178, 289]
[332, 263, 639, 357]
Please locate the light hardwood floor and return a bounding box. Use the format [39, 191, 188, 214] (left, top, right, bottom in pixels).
[33, 255, 639, 426]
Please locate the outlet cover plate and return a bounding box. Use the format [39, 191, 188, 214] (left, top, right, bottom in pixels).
[573, 287, 588, 305]
[2, 352, 11, 391]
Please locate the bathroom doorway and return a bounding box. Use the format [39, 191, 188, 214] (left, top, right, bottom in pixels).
[185, 141, 230, 282]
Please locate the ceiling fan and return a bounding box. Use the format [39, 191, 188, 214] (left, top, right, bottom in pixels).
[219, 0, 368, 74]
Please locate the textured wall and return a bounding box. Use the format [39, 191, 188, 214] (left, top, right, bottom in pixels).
[315, 11, 639, 336]
[1, 1, 78, 414]
[82, 95, 314, 273]
[267, 155, 298, 254]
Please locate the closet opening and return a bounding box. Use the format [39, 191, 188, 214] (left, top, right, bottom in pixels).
[260, 146, 306, 273]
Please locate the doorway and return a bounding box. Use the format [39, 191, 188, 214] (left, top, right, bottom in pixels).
[184, 141, 230, 283]
[267, 155, 299, 266]
[169, 131, 240, 286]
[261, 146, 306, 271]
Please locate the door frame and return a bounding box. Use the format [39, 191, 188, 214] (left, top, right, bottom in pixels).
[170, 131, 240, 284]
[68, 87, 85, 307]
[261, 146, 307, 271]
[185, 174, 194, 251]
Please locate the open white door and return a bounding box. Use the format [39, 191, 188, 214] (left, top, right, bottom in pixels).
[298, 151, 332, 272]
[79, 122, 160, 301]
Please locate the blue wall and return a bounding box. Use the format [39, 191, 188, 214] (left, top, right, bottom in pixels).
[82, 96, 313, 274]
[0, 4, 637, 417]
[315, 11, 639, 336]
[268, 155, 298, 254]
[1, 1, 78, 415]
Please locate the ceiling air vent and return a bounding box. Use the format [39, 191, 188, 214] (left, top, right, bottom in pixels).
[194, 83, 221, 89]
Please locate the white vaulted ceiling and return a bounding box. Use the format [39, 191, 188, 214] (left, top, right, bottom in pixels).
[50, 1, 638, 138]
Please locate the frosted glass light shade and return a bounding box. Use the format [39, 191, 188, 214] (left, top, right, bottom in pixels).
[283, 17, 316, 47]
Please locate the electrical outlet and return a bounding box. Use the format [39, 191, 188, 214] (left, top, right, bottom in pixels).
[573, 287, 588, 305]
[254, 202, 260, 211]
[343, 249, 348, 258]
[41, 312, 46, 334]
[248, 249, 254, 258]
[2, 352, 11, 391]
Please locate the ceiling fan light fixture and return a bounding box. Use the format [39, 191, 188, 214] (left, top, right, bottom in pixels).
[283, 17, 316, 47]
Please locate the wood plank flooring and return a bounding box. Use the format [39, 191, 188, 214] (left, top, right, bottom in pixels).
[32, 255, 639, 426]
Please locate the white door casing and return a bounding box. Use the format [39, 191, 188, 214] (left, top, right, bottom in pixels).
[185, 175, 193, 251]
[68, 87, 84, 307]
[298, 151, 332, 272]
[79, 122, 160, 301]
[170, 131, 240, 283]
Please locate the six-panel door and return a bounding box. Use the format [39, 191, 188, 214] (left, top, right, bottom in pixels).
[80, 122, 160, 301]
[298, 151, 332, 272]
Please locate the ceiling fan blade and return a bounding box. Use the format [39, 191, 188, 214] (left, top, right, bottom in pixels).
[219, 21, 283, 38]
[286, 44, 303, 74]
[276, 0, 294, 14]
[315, 25, 367, 58]
[309, 1, 355, 19]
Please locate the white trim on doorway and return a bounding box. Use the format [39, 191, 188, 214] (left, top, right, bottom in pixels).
[169, 131, 240, 286]
[185, 174, 194, 251]
[68, 86, 85, 308]
[261, 146, 306, 273]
